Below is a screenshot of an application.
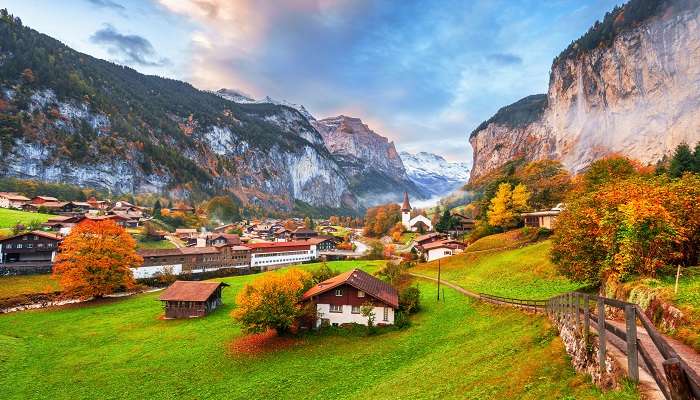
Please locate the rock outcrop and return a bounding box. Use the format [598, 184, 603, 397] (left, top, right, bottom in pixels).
[311, 116, 425, 203]
[470, 1, 700, 182]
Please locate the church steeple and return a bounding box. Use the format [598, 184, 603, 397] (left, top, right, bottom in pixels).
[401, 191, 412, 212]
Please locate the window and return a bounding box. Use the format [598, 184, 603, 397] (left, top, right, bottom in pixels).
[383, 307, 389, 321]
[22, 236, 27, 241]
[26, 244, 33, 249]
[16, 244, 22, 249]
[329, 304, 343, 313]
[357, 290, 365, 298]
[334, 288, 343, 297]
[351, 305, 360, 314]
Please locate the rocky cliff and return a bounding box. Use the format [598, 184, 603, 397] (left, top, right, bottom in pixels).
[469, 0, 700, 182]
[311, 116, 425, 203]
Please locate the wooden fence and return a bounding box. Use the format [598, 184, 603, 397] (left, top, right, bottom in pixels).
[547, 292, 700, 400]
[478, 293, 547, 311]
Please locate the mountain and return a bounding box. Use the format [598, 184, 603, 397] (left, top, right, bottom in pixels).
[469, 0, 700, 182]
[311, 116, 426, 204]
[215, 89, 315, 121]
[0, 12, 355, 213]
[399, 151, 470, 197]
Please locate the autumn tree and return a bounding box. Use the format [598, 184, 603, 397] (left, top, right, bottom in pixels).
[363, 204, 400, 237]
[515, 160, 570, 209]
[389, 222, 404, 242]
[52, 220, 142, 299]
[511, 183, 531, 213]
[551, 174, 700, 286]
[233, 269, 313, 334]
[487, 183, 515, 228]
[206, 195, 240, 223]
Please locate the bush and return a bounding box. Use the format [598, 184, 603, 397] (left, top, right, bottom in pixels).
[399, 286, 421, 314]
[394, 311, 410, 329]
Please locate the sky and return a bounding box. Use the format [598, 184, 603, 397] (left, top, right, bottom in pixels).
[5, 0, 623, 164]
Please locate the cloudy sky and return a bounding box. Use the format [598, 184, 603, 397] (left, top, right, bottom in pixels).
[6, 0, 622, 164]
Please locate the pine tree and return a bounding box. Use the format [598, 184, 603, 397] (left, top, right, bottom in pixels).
[669, 142, 694, 178]
[694, 142, 700, 173]
[152, 199, 162, 218]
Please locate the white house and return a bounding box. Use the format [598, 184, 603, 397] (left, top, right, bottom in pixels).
[400, 192, 433, 232]
[302, 269, 399, 327]
[0, 192, 30, 209]
[422, 239, 466, 262]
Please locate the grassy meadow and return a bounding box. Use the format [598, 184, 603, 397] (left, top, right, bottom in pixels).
[0, 274, 59, 298]
[0, 208, 53, 232]
[413, 238, 584, 299]
[0, 260, 637, 400]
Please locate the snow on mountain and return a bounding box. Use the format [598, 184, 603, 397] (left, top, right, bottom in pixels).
[399, 151, 470, 197]
[215, 89, 315, 121]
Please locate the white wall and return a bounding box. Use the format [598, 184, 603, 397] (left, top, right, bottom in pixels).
[251, 245, 317, 270]
[426, 248, 453, 262]
[131, 264, 183, 279]
[315, 303, 394, 327]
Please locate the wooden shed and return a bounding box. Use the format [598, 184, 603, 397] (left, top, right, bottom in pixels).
[158, 281, 229, 319]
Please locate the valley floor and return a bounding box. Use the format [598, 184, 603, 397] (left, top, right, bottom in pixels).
[0, 261, 637, 399]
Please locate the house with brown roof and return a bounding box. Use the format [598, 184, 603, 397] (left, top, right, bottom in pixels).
[30, 195, 59, 204]
[290, 227, 318, 240]
[159, 281, 229, 319]
[0, 231, 62, 273]
[135, 245, 252, 279]
[302, 269, 399, 327]
[0, 192, 30, 209]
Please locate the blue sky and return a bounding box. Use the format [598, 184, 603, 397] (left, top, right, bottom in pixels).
[6, 0, 623, 164]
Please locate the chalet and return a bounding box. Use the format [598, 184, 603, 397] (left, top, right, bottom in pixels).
[213, 223, 235, 233]
[24, 201, 69, 213]
[290, 228, 318, 240]
[302, 269, 399, 327]
[413, 232, 445, 247]
[273, 227, 292, 241]
[307, 236, 340, 252]
[42, 215, 85, 235]
[207, 233, 241, 247]
[86, 214, 138, 228]
[30, 196, 59, 204]
[159, 281, 229, 319]
[175, 228, 198, 239]
[422, 239, 466, 262]
[87, 197, 110, 210]
[450, 213, 476, 234]
[320, 226, 338, 234]
[0, 231, 62, 271]
[246, 241, 318, 271]
[172, 204, 195, 213]
[0, 192, 30, 209]
[522, 204, 564, 230]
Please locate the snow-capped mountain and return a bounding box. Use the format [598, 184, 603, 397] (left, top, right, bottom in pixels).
[215, 88, 315, 121]
[399, 151, 470, 197]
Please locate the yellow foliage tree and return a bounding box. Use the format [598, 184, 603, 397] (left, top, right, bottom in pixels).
[487, 183, 516, 228]
[233, 269, 312, 334]
[511, 183, 531, 213]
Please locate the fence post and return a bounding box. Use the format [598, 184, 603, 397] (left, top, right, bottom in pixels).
[663, 358, 691, 400]
[583, 294, 590, 347]
[597, 298, 607, 373]
[624, 305, 639, 382]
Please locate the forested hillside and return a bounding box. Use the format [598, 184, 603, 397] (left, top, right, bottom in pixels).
[0, 10, 356, 212]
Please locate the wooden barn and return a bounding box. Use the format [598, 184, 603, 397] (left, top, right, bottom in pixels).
[158, 281, 229, 319]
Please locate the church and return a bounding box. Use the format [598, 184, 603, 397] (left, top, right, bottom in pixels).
[401, 192, 433, 232]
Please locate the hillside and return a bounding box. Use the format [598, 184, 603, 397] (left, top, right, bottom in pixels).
[0, 261, 637, 399]
[469, 0, 700, 181]
[0, 11, 410, 213]
[412, 235, 584, 299]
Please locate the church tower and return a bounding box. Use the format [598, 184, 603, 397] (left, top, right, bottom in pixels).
[401, 191, 412, 230]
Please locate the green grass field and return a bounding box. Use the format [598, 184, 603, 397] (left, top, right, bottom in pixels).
[0, 208, 53, 229]
[132, 234, 177, 250]
[0, 261, 637, 399]
[0, 274, 59, 298]
[413, 240, 584, 299]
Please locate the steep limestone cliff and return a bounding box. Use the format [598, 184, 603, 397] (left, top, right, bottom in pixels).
[470, 1, 700, 181]
[311, 115, 425, 203]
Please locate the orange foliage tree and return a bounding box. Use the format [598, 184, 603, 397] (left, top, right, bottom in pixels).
[52, 220, 142, 299]
[551, 173, 700, 286]
[233, 269, 313, 334]
[363, 204, 401, 237]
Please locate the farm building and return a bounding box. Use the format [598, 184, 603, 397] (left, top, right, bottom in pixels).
[159, 281, 229, 319]
[0, 192, 30, 209]
[302, 269, 399, 327]
[421, 239, 466, 262]
[0, 231, 62, 274]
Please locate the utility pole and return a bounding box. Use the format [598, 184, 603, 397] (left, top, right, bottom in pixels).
[437, 259, 441, 301]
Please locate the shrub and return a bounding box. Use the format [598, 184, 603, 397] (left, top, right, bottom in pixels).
[399, 286, 421, 314]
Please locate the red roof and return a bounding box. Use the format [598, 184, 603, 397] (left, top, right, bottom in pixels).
[401, 191, 411, 212]
[422, 239, 465, 251]
[303, 269, 399, 308]
[159, 281, 229, 302]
